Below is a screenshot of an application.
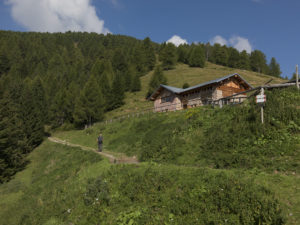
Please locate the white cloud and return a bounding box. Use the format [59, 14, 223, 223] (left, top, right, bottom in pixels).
[229, 36, 252, 53]
[210, 35, 228, 46]
[210, 35, 252, 53]
[167, 35, 188, 47]
[6, 0, 109, 34]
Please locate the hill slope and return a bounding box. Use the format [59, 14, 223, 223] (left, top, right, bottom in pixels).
[0, 141, 290, 225]
[105, 62, 285, 119]
[53, 87, 300, 224]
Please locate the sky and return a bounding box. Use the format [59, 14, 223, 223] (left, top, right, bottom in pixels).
[0, 0, 299, 78]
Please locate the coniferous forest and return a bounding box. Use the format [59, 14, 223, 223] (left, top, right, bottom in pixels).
[0, 30, 282, 182]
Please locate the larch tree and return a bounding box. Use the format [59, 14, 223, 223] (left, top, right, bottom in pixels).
[74, 74, 105, 127]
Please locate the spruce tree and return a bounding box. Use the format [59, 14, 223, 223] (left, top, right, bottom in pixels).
[215, 45, 229, 66]
[112, 49, 128, 74]
[0, 91, 25, 183]
[132, 45, 147, 75]
[131, 74, 141, 92]
[31, 77, 47, 124]
[159, 43, 177, 70]
[147, 66, 167, 97]
[188, 46, 206, 68]
[227, 48, 240, 68]
[20, 80, 44, 148]
[0, 53, 10, 76]
[142, 37, 156, 71]
[250, 50, 268, 73]
[108, 73, 125, 110]
[268, 57, 282, 77]
[177, 44, 190, 64]
[238, 50, 250, 70]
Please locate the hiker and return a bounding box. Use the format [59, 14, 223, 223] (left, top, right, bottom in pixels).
[97, 133, 103, 152]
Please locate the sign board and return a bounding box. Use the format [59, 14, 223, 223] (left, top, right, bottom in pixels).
[256, 94, 266, 103]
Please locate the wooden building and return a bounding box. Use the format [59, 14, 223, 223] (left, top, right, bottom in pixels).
[149, 73, 253, 112]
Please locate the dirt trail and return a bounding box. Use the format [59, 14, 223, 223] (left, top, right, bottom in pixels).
[48, 137, 139, 164]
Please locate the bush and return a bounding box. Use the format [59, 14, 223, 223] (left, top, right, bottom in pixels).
[182, 82, 190, 89]
[106, 87, 300, 171]
[93, 165, 285, 224]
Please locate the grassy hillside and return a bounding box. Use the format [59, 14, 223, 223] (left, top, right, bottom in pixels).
[0, 141, 292, 225]
[53, 87, 300, 224]
[105, 62, 286, 119]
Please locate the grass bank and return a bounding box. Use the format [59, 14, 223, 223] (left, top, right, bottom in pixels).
[1, 141, 295, 224]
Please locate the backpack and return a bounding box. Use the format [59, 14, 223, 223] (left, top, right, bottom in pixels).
[98, 136, 103, 144]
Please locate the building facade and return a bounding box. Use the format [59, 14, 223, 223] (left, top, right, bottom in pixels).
[149, 73, 252, 112]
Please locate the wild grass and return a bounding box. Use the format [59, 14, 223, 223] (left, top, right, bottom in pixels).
[1, 141, 296, 224]
[51, 87, 300, 224]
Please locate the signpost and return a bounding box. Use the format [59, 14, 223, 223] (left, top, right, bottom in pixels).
[255, 94, 266, 103]
[256, 88, 266, 124]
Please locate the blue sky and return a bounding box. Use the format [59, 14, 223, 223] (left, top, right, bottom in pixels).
[0, 0, 299, 78]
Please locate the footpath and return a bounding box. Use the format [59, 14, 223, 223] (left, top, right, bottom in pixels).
[48, 137, 139, 164]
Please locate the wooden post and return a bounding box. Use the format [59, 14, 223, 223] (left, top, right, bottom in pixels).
[260, 87, 264, 124]
[219, 99, 223, 108]
[296, 65, 299, 90]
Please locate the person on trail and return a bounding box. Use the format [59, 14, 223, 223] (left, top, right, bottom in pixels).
[97, 133, 103, 152]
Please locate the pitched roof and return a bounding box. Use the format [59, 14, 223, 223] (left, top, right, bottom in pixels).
[149, 73, 253, 100]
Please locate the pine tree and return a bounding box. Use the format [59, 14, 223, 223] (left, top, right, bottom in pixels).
[108, 73, 125, 110]
[177, 44, 190, 64]
[142, 37, 156, 71]
[159, 43, 177, 70]
[0, 53, 10, 76]
[0, 91, 26, 183]
[205, 42, 212, 61]
[31, 77, 47, 124]
[132, 45, 147, 75]
[91, 60, 114, 110]
[127, 65, 140, 92]
[112, 49, 128, 74]
[250, 50, 268, 73]
[268, 57, 282, 77]
[49, 89, 71, 127]
[227, 47, 240, 68]
[74, 74, 105, 127]
[238, 50, 250, 70]
[147, 66, 167, 97]
[188, 46, 206, 68]
[20, 80, 44, 148]
[215, 45, 229, 66]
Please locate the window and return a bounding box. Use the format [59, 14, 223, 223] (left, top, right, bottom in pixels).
[161, 96, 172, 103]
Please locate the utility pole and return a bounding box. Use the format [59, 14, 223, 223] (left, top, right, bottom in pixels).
[296, 65, 299, 90]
